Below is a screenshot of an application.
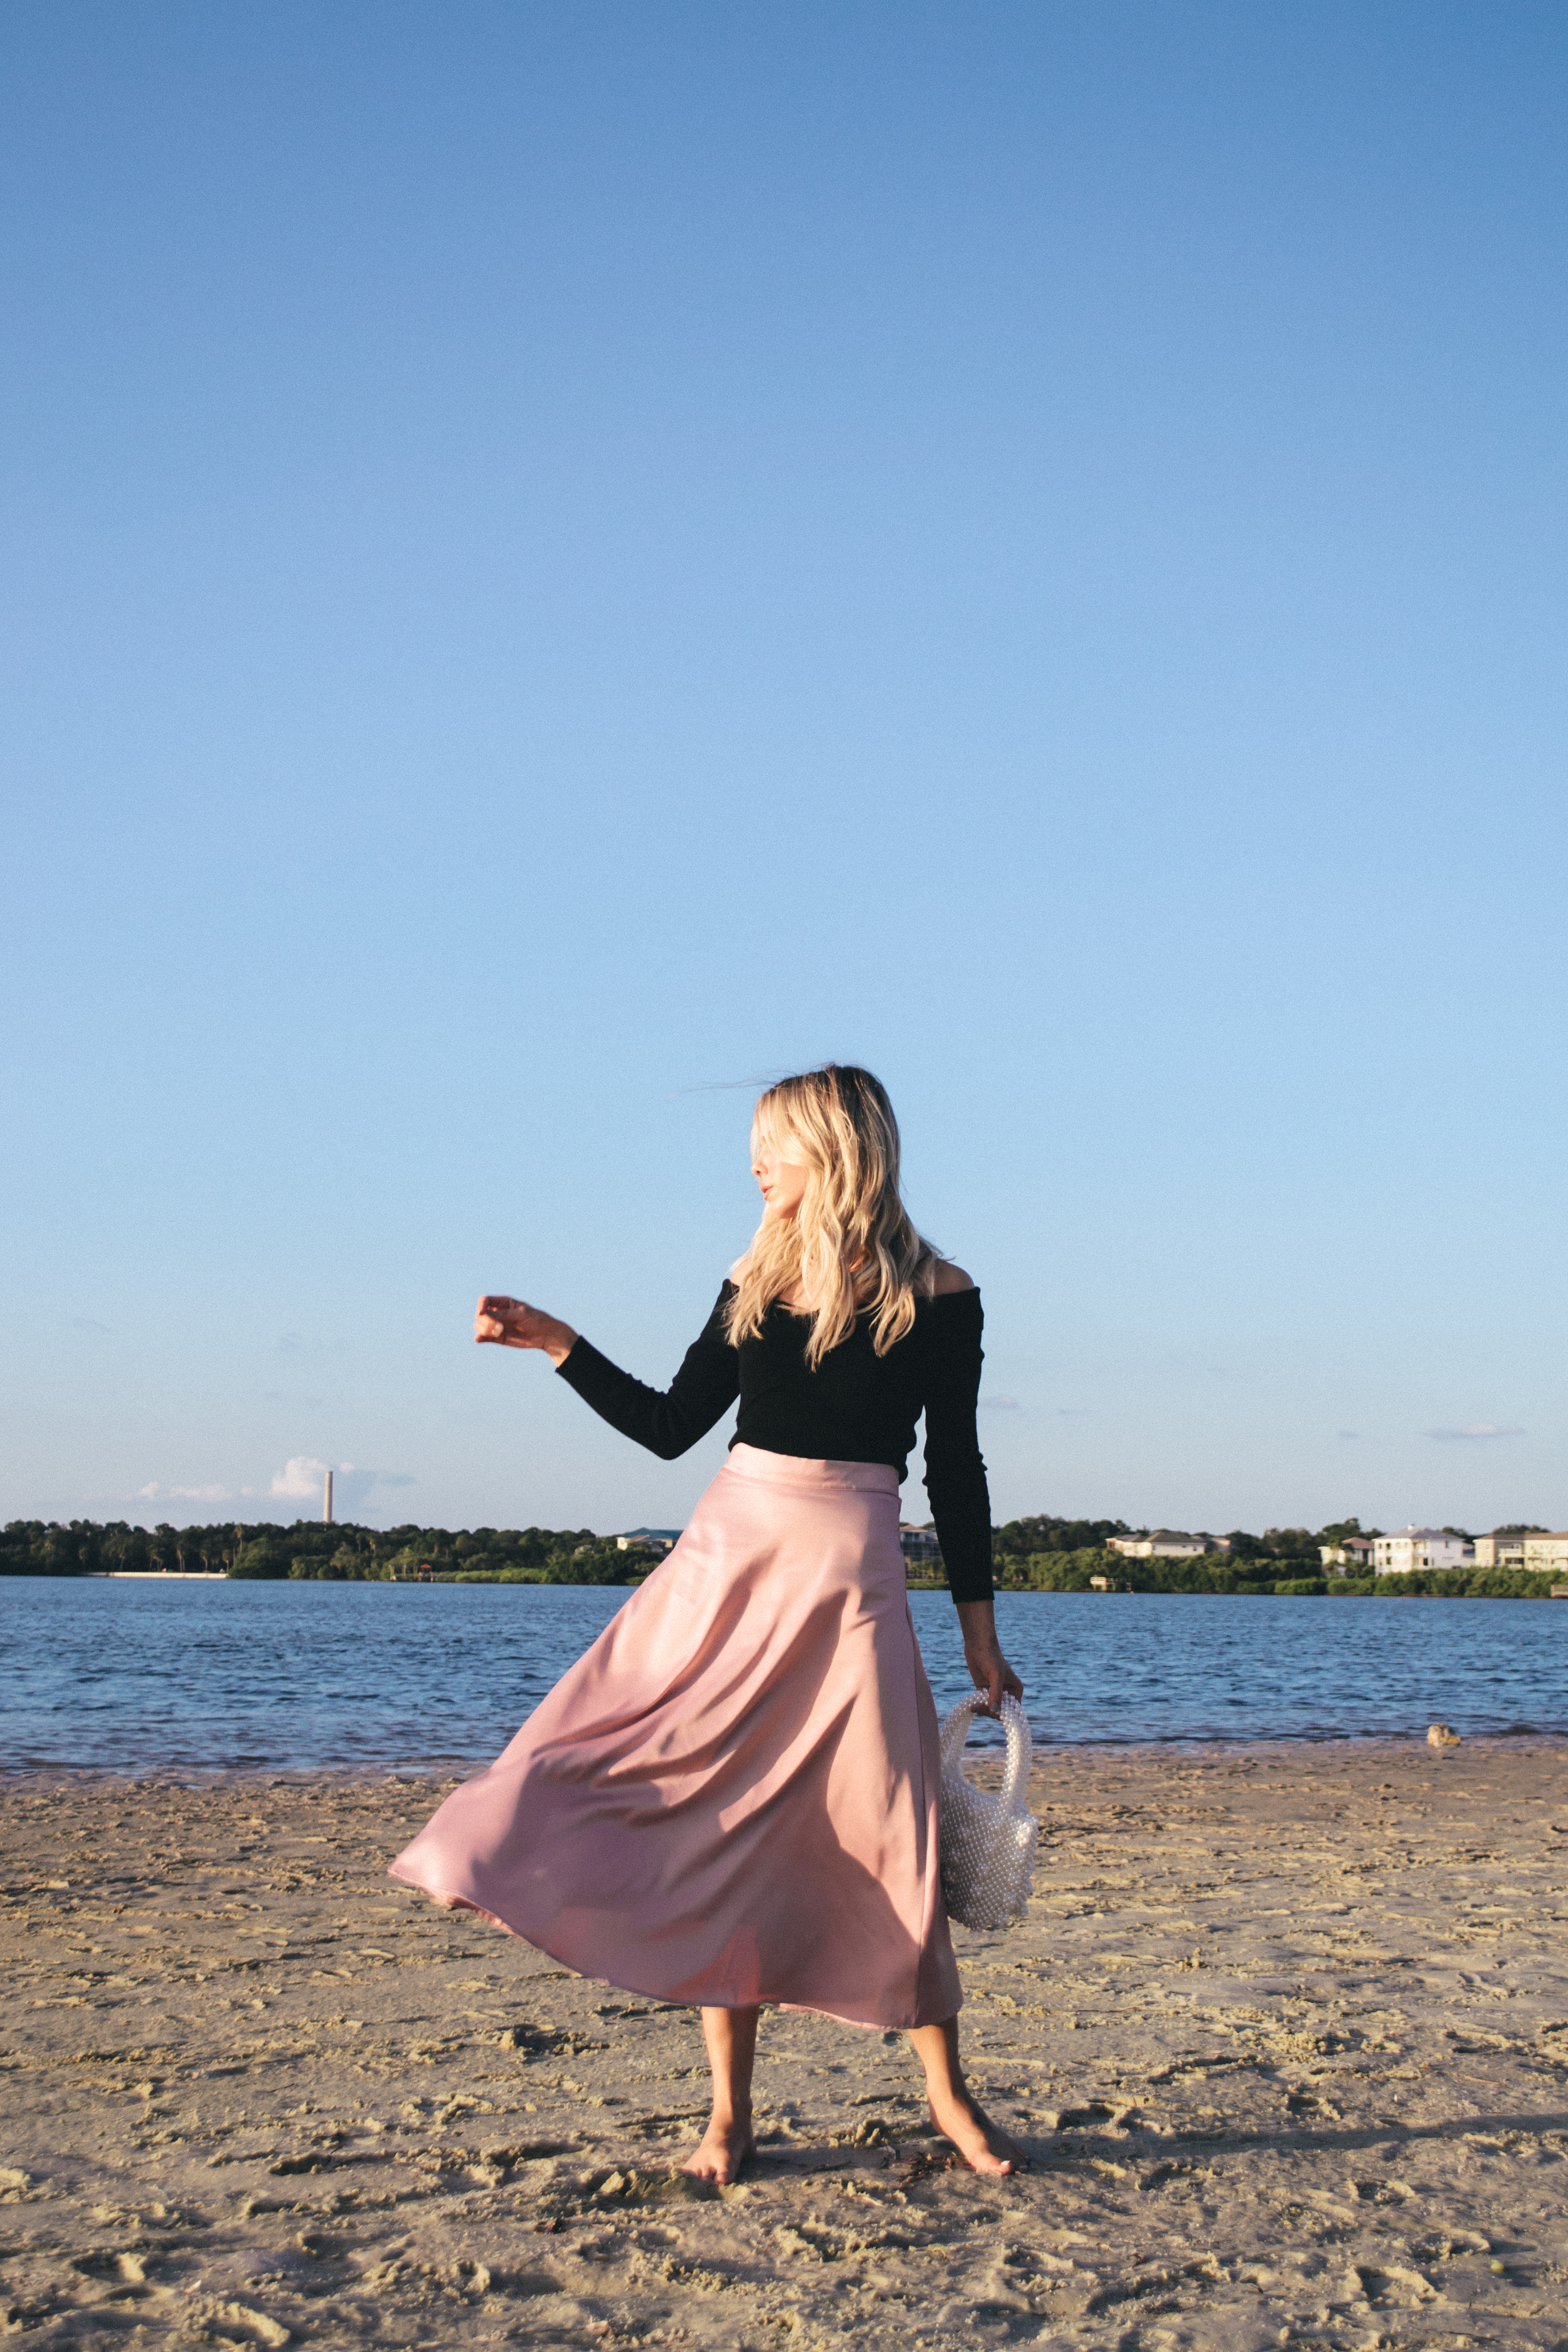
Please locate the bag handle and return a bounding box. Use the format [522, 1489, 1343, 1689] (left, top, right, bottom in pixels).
[941, 1690, 1033, 1802]
[995, 1693, 1032, 1814]
[939, 1689, 983, 1780]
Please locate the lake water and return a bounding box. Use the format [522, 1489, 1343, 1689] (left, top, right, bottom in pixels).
[3, 1578, 1563, 1775]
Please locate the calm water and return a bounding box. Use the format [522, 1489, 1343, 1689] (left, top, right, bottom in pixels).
[4, 1579, 1564, 1775]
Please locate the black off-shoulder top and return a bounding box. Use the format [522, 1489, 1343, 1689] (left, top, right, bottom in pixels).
[556, 1282, 994, 1603]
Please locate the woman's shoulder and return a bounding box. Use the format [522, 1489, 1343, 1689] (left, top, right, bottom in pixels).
[911, 1260, 981, 1339]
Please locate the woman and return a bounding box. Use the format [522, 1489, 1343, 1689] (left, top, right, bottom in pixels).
[390, 1063, 1026, 2180]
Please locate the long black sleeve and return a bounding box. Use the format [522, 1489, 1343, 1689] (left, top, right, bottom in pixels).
[920, 1290, 995, 1604]
[555, 1285, 740, 1460]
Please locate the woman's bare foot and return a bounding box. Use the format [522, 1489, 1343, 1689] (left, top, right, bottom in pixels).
[927, 2087, 1028, 2175]
[689, 2005, 760, 2185]
[683, 2111, 754, 2186]
[909, 2014, 1028, 2176]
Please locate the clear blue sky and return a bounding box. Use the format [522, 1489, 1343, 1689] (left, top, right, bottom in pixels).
[4, 3, 1564, 1540]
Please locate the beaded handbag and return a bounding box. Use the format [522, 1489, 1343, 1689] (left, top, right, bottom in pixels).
[937, 1692, 1036, 1931]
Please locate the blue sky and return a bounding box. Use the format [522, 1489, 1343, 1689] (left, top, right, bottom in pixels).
[4, 2, 1564, 1539]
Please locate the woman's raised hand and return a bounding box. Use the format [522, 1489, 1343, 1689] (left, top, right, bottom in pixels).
[474, 1295, 580, 1367]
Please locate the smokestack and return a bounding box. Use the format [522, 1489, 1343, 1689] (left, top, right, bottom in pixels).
[324, 1469, 334, 1525]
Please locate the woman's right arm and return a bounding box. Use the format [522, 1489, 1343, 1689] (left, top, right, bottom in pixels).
[475, 1285, 740, 1461]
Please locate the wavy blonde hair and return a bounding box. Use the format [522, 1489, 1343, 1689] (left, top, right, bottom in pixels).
[726, 1064, 939, 1366]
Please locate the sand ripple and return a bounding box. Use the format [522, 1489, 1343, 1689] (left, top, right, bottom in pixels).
[3, 1742, 1566, 2347]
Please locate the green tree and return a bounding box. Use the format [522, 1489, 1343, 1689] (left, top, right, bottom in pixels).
[231, 1537, 289, 1580]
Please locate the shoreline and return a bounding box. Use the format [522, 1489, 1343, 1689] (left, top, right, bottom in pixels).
[12, 1570, 1568, 1600]
[6, 1732, 1568, 1787]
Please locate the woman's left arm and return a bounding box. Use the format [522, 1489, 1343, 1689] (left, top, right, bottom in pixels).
[922, 1277, 1024, 1711]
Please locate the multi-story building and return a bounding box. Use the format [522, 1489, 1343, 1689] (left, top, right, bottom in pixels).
[1472, 1530, 1529, 1568]
[899, 1525, 942, 1573]
[1523, 1533, 1568, 1573]
[1372, 1526, 1473, 1574]
[1320, 1536, 1377, 1571]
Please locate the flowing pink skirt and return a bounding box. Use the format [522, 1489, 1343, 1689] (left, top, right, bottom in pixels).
[388, 1444, 961, 2029]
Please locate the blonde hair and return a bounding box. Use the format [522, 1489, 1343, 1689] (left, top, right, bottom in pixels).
[726, 1064, 939, 1366]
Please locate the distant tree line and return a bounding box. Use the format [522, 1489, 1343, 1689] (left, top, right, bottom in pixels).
[0, 1518, 657, 1584]
[993, 1513, 1133, 1558]
[2, 1512, 1561, 1599]
[942, 1513, 1561, 1600]
[985, 1512, 1334, 1584]
[978, 1550, 1561, 1601]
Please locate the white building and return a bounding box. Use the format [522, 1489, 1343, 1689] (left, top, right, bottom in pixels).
[1472, 1531, 1529, 1568]
[1523, 1533, 1568, 1573]
[1372, 1526, 1473, 1574]
[1108, 1530, 1213, 1559]
[615, 1527, 683, 1554]
[899, 1524, 942, 1567]
[1320, 1536, 1376, 1571]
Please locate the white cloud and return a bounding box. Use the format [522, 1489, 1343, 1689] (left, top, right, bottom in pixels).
[1427, 1422, 1524, 1443]
[127, 1468, 447, 1517]
[270, 1455, 332, 1500]
[260, 1458, 419, 1517]
[123, 1477, 234, 1516]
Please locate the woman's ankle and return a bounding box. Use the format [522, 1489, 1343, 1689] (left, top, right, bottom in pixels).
[929, 2080, 979, 2116]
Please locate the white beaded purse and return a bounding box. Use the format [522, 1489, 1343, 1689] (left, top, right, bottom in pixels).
[938, 1692, 1036, 1931]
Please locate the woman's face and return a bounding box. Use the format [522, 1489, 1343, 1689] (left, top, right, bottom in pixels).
[752, 1124, 810, 1220]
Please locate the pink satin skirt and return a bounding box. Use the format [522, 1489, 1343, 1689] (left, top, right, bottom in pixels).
[388, 1444, 961, 2029]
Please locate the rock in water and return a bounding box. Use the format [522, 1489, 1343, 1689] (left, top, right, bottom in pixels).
[1428, 1722, 1461, 1748]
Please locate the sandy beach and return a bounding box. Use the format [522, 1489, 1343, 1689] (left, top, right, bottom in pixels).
[4, 1741, 1565, 2349]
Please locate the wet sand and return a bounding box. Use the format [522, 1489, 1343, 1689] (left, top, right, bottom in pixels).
[3, 1741, 1566, 2349]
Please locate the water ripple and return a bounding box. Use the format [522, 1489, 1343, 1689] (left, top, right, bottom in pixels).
[2, 1579, 1562, 1773]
